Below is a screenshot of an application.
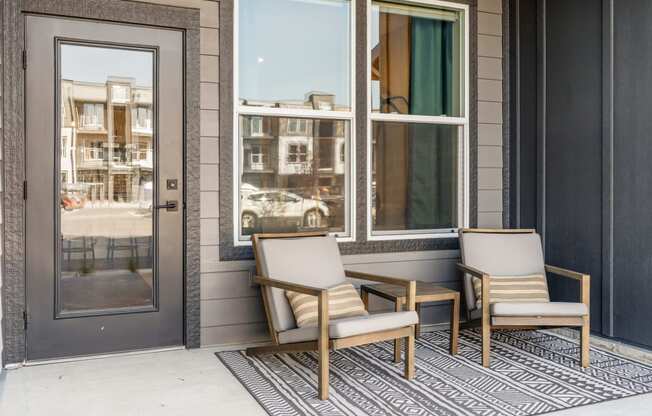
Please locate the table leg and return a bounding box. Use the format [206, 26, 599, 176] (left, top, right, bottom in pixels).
[394, 301, 402, 363]
[450, 294, 460, 355]
[361, 288, 369, 311]
[415, 303, 422, 338]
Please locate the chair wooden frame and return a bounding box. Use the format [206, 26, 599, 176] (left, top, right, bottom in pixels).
[457, 228, 591, 368]
[245, 231, 417, 400]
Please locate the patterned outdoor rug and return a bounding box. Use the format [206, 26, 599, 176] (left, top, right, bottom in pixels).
[217, 329, 652, 415]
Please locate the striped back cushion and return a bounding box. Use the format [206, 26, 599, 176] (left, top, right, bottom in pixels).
[472, 274, 550, 309]
[286, 283, 367, 328]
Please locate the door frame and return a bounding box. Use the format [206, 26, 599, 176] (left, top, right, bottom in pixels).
[2, 0, 201, 365]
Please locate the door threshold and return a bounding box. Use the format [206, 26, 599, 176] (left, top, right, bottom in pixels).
[24, 345, 185, 367]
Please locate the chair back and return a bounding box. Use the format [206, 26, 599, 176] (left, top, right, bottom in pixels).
[459, 229, 546, 312]
[252, 232, 347, 332]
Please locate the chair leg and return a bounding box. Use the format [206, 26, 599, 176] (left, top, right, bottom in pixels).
[318, 338, 329, 400]
[581, 318, 590, 368]
[318, 293, 329, 400]
[450, 294, 460, 355]
[394, 301, 402, 363]
[404, 326, 415, 379]
[482, 325, 491, 368]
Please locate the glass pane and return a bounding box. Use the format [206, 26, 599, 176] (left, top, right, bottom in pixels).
[371, 121, 459, 233]
[239, 115, 350, 239]
[370, 1, 462, 116]
[239, 0, 351, 110]
[59, 43, 155, 315]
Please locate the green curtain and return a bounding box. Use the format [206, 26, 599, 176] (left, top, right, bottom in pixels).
[407, 17, 456, 229]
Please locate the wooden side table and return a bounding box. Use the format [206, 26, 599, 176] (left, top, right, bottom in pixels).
[360, 281, 460, 361]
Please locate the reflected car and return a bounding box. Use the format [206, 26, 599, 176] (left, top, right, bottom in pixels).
[241, 190, 330, 230]
[60, 190, 86, 211]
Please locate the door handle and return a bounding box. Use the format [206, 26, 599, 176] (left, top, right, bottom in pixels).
[155, 200, 178, 212]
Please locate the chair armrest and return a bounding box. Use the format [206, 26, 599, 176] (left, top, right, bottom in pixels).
[345, 270, 411, 287]
[344, 270, 417, 312]
[545, 264, 588, 281]
[545, 265, 591, 306]
[457, 263, 491, 320]
[456, 263, 489, 278]
[253, 276, 325, 297]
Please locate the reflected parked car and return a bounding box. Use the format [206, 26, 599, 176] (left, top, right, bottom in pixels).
[241, 190, 330, 230]
[60, 189, 87, 211]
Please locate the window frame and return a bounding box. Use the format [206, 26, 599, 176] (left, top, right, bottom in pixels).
[365, 0, 470, 241]
[232, 0, 357, 246]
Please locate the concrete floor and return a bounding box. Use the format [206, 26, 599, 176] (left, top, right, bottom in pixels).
[1, 347, 651, 416]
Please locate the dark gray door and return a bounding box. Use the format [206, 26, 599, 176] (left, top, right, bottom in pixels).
[25, 15, 184, 360]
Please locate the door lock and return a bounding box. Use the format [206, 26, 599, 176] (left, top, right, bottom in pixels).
[155, 200, 178, 212]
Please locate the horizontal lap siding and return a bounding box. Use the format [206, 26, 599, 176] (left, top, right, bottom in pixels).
[151, 0, 503, 347]
[477, 2, 504, 228]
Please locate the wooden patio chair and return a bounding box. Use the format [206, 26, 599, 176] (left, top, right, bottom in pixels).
[457, 229, 590, 368]
[246, 231, 418, 400]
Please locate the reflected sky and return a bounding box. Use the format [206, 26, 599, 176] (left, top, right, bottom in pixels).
[61, 44, 153, 87]
[239, 0, 350, 106]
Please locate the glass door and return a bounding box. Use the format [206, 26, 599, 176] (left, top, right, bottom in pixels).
[25, 15, 184, 360]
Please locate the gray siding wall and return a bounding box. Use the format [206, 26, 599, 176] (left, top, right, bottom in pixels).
[477, 0, 504, 228]
[195, 0, 506, 347]
[0, 0, 505, 353]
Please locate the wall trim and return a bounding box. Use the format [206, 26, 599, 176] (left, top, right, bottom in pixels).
[502, 0, 511, 228]
[601, 0, 614, 338]
[536, 0, 546, 249]
[1, 0, 201, 365]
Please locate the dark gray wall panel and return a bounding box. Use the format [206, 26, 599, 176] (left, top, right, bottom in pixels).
[512, 0, 538, 229]
[544, 0, 603, 331]
[613, 0, 652, 347]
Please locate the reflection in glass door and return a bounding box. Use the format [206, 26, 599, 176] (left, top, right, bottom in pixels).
[58, 43, 156, 315]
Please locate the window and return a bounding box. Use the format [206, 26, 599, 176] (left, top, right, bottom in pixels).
[84, 141, 105, 161]
[287, 143, 308, 163]
[287, 118, 308, 135]
[79, 103, 105, 130]
[250, 116, 264, 136]
[368, 0, 468, 239]
[235, 0, 354, 243]
[132, 106, 153, 132]
[249, 144, 266, 170]
[134, 141, 151, 162]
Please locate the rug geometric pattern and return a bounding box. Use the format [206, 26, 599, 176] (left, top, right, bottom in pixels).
[217, 329, 652, 416]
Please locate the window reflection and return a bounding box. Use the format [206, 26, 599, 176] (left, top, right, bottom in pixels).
[238, 0, 351, 110]
[59, 44, 155, 314]
[240, 115, 349, 238]
[371, 121, 459, 233]
[370, 1, 462, 117]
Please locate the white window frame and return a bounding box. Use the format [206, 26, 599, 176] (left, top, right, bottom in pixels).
[366, 0, 470, 241]
[233, 0, 357, 246]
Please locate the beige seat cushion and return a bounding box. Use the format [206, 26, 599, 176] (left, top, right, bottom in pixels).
[491, 302, 588, 317]
[286, 283, 367, 328]
[472, 274, 550, 309]
[277, 311, 419, 344]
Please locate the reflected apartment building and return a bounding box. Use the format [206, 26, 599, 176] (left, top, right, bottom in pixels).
[239, 92, 349, 230]
[61, 76, 153, 206]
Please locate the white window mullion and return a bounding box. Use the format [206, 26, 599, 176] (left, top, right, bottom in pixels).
[370, 112, 467, 125]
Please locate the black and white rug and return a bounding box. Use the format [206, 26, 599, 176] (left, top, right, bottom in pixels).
[217, 329, 652, 415]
